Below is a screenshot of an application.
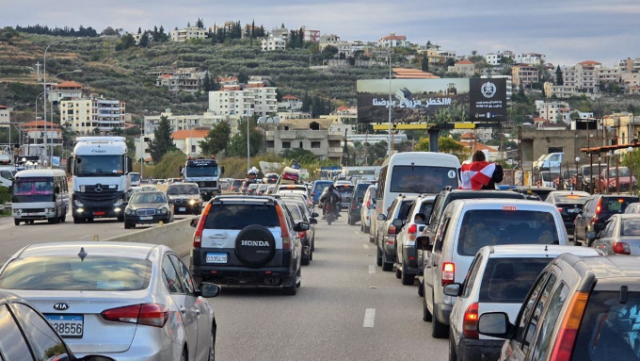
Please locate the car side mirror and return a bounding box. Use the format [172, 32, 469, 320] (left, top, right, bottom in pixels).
[477, 312, 511, 339]
[311, 212, 319, 218]
[309, 218, 318, 225]
[294, 222, 310, 232]
[190, 218, 200, 227]
[199, 282, 221, 298]
[377, 214, 387, 221]
[443, 283, 462, 297]
[586, 231, 596, 242]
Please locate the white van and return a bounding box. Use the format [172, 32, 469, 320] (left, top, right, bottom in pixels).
[535, 152, 564, 172]
[0, 166, 15, 188]
[421, 198, 569, 338]
[372, 152, 460, 243]
[11, 169, 69, 225]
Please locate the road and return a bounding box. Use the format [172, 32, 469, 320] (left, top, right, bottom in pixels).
[0, 210, 191, 264]
[209, 216, 449, 361]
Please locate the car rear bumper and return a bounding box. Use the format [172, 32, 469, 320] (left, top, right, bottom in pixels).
[435, 302, 453, 325]
[172, 203, 201, 214]
[402, 245, 418, 271]
[457, 338, 504, 361]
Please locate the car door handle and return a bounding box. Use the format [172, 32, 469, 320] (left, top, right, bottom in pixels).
[193, 308, 200, 316]
[179, 306, 187, 314]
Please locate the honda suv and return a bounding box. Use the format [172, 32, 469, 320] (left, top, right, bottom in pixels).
[190, 195, 307, 295]
[477, 254, 640, 361]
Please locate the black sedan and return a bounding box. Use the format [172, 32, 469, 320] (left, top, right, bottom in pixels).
[123, 191, 174, 229]
[544, 190, 590, 235]
[166, 182, 203, 215]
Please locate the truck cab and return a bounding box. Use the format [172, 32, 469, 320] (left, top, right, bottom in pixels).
[180, 156, 224, 201]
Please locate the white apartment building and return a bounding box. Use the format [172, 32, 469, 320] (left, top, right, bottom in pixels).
[596, 66, 621, 84]
[171, 27, 207, 42]
[48, 81, 83, 103]
[156, 68, 207, 93]
[619, 57, 640, 72]
[278, 95, 302, 111]
[302, 27, 320, 43]
[22, 120, 63, 146]
[481, 75, 513, 99]
[261, 36, 286, 51]
[562, 61, 601, 94]
[514, 53, 546, 64]
[60, 98, 125, 133]
[485, 53, 502, 66]
[0, 104, 10, 127]
[144, 109, 236, 136]
[172, 129, 209, 156]
[378, 33, 409, 48]
[535, 100, 571, 123]
[208, 85, 277, 117]
[271, 27, 289, 42]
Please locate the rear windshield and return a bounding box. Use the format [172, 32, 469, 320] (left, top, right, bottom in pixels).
[390, 166, 458, 193]
[0, 257, 151, 291]
[458, 210, 559, 256]
[571, 291, 640, 361]
[355, 184, 370, 200]
[419, 202, 434, 220]
[338, 186, 354, 195]
[555, 195, 590, 205]
[601, 197, 639, 213]
[479, 258, 551, 303]
[397, 200, 414, 220]
[204, 204, 279, 229]
[314, 182, 331, 193]
[622, 220, 640, 236]
[232, 180, 242, 187]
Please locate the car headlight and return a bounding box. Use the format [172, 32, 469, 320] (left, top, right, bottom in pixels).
[158, 208, 168, 215]
[114, 199, 124, 207]
[125, 208, 134, 215]
[189, 199, 197, 205]
[74, 200, 84, 207]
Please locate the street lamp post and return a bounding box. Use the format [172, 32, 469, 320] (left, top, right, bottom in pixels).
[629, 147, 635, 193]
[386, 48, 393, 157]
[575, 157, 580, 190]
[49, 69, 82, 164]
[615, 150, 620, 194]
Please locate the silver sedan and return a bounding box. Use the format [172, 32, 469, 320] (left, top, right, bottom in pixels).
[0, 241, 221, 361]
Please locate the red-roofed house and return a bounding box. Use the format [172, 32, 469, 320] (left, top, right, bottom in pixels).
[278, 94, 302, 111]
[393, 68, 440, 79]
[172, 129, 210, 156]
[378, 33, 409, 48]
[0, 104, 10, 127]
[449, 60, 476, 77]
[22, 121, 62, 146]
[49, 81, 83, 103]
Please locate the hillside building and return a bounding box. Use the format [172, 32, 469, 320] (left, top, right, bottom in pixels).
[171, 27, 207, 42]
[60, 97, 125, 133]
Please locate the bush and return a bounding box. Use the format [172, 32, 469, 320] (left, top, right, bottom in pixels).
[0, 186, 10, 204]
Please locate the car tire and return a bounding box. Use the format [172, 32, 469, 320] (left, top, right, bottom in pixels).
[73, 217, 80, 224]
[124, 221, 133, 229]
[234, 225, 277, 267]
[364, 225, 370, 234]
[401, 265, 414, 286]
[348, 216, 355, 226]
[117, 215, 124, 222]
[418, 280, 424, 297]
[395, 266, 402, 279]
[301, 253, 310, 266]
[382, 254, 393, 272]
[282, 268, 300, 296]
[422, 290, 432, 322]
[13, 219, 19, 226]
[208, 328, 216, 361]
[432, 308, 449, 338]
[61, 209, 66, 223]
[48, 217, 57, 224]
[376, 246, 383, 267]
[449, 333, 458, 361]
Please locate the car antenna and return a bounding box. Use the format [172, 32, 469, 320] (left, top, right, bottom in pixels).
[544, 245, 548, 252]
[78, 247, 87, 262]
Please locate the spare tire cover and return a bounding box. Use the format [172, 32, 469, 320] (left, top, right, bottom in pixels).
[234, 225, 277, 267]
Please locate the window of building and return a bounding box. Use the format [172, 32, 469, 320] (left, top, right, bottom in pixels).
[282, 141, 291, 149]
[311, 141, 321, 149]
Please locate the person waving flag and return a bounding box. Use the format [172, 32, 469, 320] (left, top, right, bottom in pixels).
[461, 150, 503, 190]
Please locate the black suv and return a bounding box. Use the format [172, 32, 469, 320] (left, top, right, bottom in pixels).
[348, 182, 372, 226]
[476, 254, 640, 361]
[574, 194, 639, 246]
[166, 182, 203, 215]
[190, 195, 308, 295]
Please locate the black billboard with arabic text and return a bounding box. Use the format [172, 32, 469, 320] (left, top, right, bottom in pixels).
[356, 78, 507, 123]
[469, 78, 507, 121]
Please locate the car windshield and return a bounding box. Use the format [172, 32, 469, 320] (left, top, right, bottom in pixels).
[314, 182, 331, 193]
[540, 172, 559, 181]
[581, 167, 592, 176]
[131, 192, 167, 204]
[571, 291, 640, 361]
[12, 177, 53, 203]
[130, 173, 140, 182]
[355, 184, 369, 200]
[185, 165, 219, 177]
[608, 168, 630, 177]
[338, 185, 354, 196]
[458, 210, 559, 256]
[204, 204, 280, 230]
[0, 256, 151, 291]
[390, 166, 458, 194]
[479, 258, 551, 303]
[74, 155, 124, 177]
[167, 184, 199, 195]
[601, 197, 638, 213]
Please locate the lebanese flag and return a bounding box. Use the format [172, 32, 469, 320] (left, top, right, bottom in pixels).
[461, 161, 496, 190]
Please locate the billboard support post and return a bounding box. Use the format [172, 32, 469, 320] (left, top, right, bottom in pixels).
[387, 50, 392, 157]
[428, 127, 440, 153]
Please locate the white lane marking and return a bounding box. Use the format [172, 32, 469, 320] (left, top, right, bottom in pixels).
[369, 265, 376, 274]
[354, 231, 361, 235]
[363, 308, 376, 328]
[362, 244, 369, 249]
[77, 234, 91, 240]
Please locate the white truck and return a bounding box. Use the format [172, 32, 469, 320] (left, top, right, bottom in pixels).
[180, 156, 224, 201]
[66, 137, 132, 223]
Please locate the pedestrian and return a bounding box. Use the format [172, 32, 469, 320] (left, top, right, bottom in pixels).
[460, 150, 504, 190]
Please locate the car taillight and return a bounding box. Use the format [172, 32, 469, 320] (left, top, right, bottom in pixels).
[366, 200, 371, 208]
[613, 242, 631, 254]
[276, 204, 291, 250]
[298, 231, 306, 239]
[193, 202, 211, 248]
[549, 291, 589, 361]
[408, 224, 417, 241]
[558, 207, 563, 213]
[101, 303, 169, 328]
[388, 225, 397, 235]
[442, 262, 455, 286]
[462, 303, 479, 339]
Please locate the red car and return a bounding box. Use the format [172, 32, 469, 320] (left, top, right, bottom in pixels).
[598, 167, 637, 192]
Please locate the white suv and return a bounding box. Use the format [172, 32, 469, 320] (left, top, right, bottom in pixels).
[444, 245, 601, 361]
[422, 199, 569, 338]
[394, 195, 435, 285]
[190, 195, 307, 295]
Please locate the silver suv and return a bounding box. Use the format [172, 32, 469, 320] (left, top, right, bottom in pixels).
[190, 195, 307, 295]
[394, 195, 435, 285]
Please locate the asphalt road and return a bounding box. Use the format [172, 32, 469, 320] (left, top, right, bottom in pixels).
[0, 210, 192, 264]
[209, 215, 449, 361]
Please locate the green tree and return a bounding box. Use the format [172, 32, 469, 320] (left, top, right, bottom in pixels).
[199, 120, 231, 155]
[366, 141, 388, 165]
[556, 65, 564, 86]
[227, 119, 262, 157]
[147, 115, 176, 163]
[139, 31, 149, 47]
[421, 55, 429, 72]
[322, 45, 339, 59]
[196, 18, 204, 29]
[280, 148, 317, 164]
[414, 137, 468, 161]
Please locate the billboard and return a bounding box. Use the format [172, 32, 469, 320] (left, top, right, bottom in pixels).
[357, 78, 507, 124]
[469, 78, 508, 121]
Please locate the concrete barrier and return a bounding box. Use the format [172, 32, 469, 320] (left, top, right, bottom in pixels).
[103, 216, 197, 257]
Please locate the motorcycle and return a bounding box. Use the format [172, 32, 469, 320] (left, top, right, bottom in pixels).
[324, 203, 339, 225]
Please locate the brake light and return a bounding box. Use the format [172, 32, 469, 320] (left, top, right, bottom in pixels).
[549, 292, 589, 361]
[298, 231, 306, 239]
[275, 204, 291, 250]
[193, 203, 211, 248]
[408, 224, 417, 241]
[558, 207, 563, 213]
[442, 262, 455, 286]
[101, 303, 169, 328]
[613, 242, 631, 255]
[366, 200, 371, 208]
[462, 303, 479, 339]
[388, 225, 397, 235]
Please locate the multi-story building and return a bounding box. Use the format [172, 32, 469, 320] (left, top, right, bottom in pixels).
[208, 84, 277, 117]
[302, 27, 320, 43]
[481, 75, 513, 99]
[156, 68, 207, 93]
[0, 104, 10, 127]
[485, 53, 502, 66]
[535, 100, 571, 123]
[319, 34, 340, 51]
[512, 64, 539, 87]
[271, 26, 289, 42]
[261, 36, 286, 51]
[264, 119, 344, 161]
[618, 58, 640, 72]
[514, 53, 546, 65]
[562, 61, 601, 94]
[543, 83, 579, 99]
[170, 27, 207, 42]
[48, 81, 83, 103]
[378, 33, 409, 48]
[449, 60, 476, 77]
[21, 120, 63, 146]
[278, 95, 302, 111]
[171, 129, 209, 156]
[60, 98, 125, 133]
[596, 66, 621, 84]
[602, 113, 640, 145]
[144, 109, 236, 136]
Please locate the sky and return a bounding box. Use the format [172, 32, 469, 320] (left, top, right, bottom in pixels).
[2, 0, 639, 66]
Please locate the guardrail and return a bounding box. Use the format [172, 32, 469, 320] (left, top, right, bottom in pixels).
[0, 203, 11, 212]
[102, 216, 197, 257]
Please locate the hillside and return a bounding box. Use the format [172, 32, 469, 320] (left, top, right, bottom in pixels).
[0, 28, 389, 120]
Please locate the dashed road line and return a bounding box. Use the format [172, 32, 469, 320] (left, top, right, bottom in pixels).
[363, 308, 376, 328]
[362, 244, 369, 249]
[369, 265, 376, 274]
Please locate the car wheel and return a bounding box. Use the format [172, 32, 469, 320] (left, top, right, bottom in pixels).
[48, 217, 57, 224]
[381, 252, 393, 272]
[364, 225, 370, 234]
[117, 215, 124, 222]
[61, 209, 66, 223]
[376, 246, 382, 267]
[401, 264, 414, 286]
[395, 266, 402, 279]
[208, 328, 216, 361]
[124, 221, 132, 229]
[282, 268, 300, 296]
[301, 253, 310, 266]
[449, 332, 458, 361]
[181, 348, 188, 361]
[418, 280, 424, 297]
[432, 307, 450, 338]
[13, 219, 19, 226]
[422, 290, 432, 322]
[73, 217, 80, 224]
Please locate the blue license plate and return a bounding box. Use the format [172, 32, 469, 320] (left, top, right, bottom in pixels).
[45, 314, 84, 338]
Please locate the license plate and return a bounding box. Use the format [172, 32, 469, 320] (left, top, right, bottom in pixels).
[567, 209, 578, 214]
[45, 314, 83, 338]
[179, 207, 186, 212]
[93, 211, 105, 216]
[206, 253, 228, 264]
[140, 216, 153, 220]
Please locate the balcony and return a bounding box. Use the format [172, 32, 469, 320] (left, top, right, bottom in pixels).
[278, 132, 297, 140]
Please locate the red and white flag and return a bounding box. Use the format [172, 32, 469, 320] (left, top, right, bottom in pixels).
[460, 161, 496, 190]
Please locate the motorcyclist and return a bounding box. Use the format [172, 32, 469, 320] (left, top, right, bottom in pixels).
[319, 184, 341, 218]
